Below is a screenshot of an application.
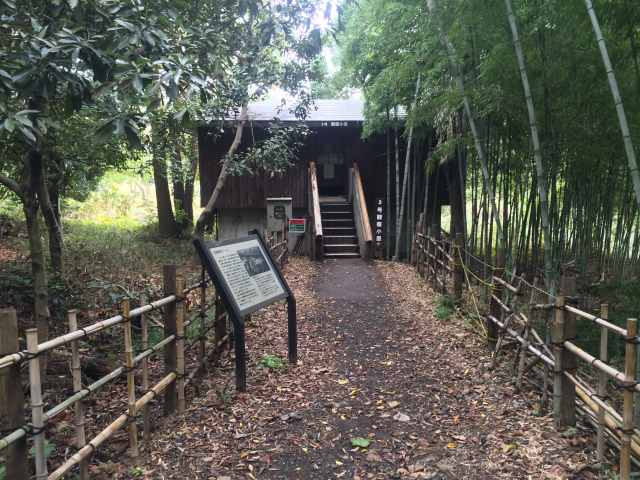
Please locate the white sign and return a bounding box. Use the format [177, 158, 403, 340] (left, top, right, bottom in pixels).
[207, 238, 287, 316]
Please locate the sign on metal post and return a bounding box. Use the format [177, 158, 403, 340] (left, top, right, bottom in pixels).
[193, 231, 297, 392]
[288, 218, 306, 234]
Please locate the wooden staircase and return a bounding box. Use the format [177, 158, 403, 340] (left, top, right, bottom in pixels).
[321, 202, 359, 258]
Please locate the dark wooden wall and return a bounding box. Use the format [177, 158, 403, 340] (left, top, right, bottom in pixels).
[198, 124, 387, 210]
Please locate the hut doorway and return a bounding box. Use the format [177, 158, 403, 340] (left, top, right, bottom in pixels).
[317, 148, 347, 197]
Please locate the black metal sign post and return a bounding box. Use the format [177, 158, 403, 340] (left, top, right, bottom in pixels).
[193, 231, 297, 392]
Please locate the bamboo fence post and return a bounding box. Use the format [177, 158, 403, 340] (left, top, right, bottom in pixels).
[176, 275, 186, 413]
[453, 232, 464, 302]
[68, 310, 89, 479]
[199, 268, 207, 373]
[620, 318, 637, 479]
[26, 328, 47, 479]
[597, 303, 609, 464]
[0, 308, 28, 480]
[163, 265, 177, 414]
[122, 299, 139, 459]
[487, 278, 501, 350]
[551, 295, 576, 428]
[140, 295, 151, 442]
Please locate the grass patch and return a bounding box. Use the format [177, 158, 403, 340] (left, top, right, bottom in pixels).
[260, 354, 286, 370]
[435, 295, 456, 321]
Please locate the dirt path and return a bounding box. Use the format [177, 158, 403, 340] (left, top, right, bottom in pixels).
[127, 258, 599, 480]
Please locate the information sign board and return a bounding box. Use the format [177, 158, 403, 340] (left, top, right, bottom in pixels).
[194, 235, 288, 318]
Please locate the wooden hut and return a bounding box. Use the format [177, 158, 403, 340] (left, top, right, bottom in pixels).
[198, 99, 455, 259]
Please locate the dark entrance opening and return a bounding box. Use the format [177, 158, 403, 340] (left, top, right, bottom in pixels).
[317, 147, 348, 197]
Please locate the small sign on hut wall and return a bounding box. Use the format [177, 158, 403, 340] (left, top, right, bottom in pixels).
[288, 218, 306, 234]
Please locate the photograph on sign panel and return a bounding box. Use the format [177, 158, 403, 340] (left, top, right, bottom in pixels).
[237, 246, 270, 277]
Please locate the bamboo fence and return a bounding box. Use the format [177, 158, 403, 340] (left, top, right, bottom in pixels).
[413, 229, 640, 479]
[0, 237, 289, 478]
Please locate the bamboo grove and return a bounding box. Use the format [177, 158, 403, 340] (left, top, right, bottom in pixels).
[334, 0, 640, 284]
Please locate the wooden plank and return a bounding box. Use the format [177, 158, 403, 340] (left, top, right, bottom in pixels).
[0, 308, 28, 480]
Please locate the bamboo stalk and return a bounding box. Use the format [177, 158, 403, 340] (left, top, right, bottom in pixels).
[68, 310, 89, 479]
[199, 268, 207, 374]
[597, 304, 609, 463]
[49, 373, 176, 480]
[140, 295, 151, 443]
[122, 299, 139, 459]
[620, 318, 637, 479]
[584, 0, 640, 212]
[27, 328, 47, 479]
[176, 276, 186, 413]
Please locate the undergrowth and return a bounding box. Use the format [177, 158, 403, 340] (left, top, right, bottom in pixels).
[435, 295, 456, 320]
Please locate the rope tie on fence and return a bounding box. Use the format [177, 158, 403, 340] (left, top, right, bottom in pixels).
[624, 335, 640, 345]
[22, 350, 41, 361]
[614, 380, 639, 391]
[122, 365, 137, 374]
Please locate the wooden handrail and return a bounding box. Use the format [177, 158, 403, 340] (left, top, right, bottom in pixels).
[352, 162, 373, 243]
[309, 161, 323, 239]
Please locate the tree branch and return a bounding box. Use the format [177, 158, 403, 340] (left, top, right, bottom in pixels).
[193, 105, 249, 237]
[0, 174, 23, 199]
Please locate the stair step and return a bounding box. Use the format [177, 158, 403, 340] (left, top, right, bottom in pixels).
[323, 229, 355, 234]
[324, 252, 361, 258]
[322, 219, 354, 223]
[324, 235, 357, 240]
[321, 203, 352, 212]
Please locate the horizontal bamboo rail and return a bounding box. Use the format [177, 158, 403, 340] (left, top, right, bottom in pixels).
[564, 304, 628, 336]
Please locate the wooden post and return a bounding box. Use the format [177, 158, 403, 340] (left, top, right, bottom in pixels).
[551, 295, 576, 428]
[68, 310, 89, 479]
[597, 303, 609, 464]
[163, 265, 177, 414]
[176, 275, 186, 413]
[453, 232, 464, 302]
[620, 318, 637, 479]
[234, 319, 247, 392]
[122, 299, 139, 459]
[26, 328, 47, 480]
[140, 295, 151, 442]
[0, 308, 28, 480]
[287, 296, 297, 364]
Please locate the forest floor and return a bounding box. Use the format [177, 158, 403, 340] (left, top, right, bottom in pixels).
[120, 258, 604, 480]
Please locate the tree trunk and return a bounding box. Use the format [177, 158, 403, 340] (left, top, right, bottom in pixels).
[171, 138, 188, 233]
[183, 130, 199, 229]
[194, 106, 248, 237]
[31, 149, 63, 273]
[23, 188, 49, 374]
[152, 123, 177, 237]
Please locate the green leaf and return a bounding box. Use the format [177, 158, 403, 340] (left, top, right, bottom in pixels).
[351, 437, 371, 448]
